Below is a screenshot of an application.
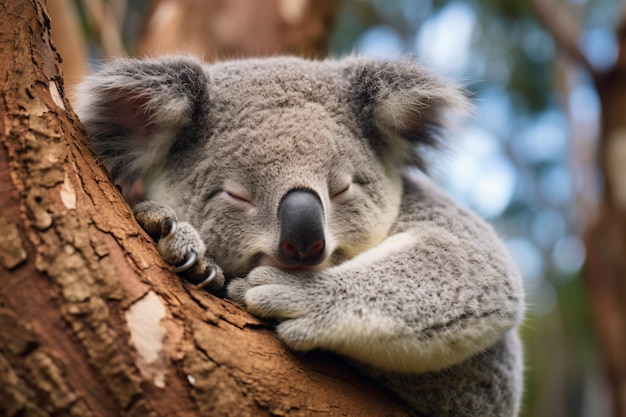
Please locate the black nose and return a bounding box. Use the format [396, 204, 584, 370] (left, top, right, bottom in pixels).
[277, 189, 326, 266]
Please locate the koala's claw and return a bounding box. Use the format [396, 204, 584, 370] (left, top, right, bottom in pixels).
[171, 250, 198, 273]
[194, 265, 218, 289]
[160, 217, 177, 238]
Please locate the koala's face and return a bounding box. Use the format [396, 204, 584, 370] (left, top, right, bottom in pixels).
[77, 56, 466, 277]
[150, 60, 404, 276]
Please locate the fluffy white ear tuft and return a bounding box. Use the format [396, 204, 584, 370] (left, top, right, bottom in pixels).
[75, 56, 210, 195]
[344, 57, 471, 172]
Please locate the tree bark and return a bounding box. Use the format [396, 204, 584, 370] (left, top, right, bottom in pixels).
[0, 1, 410, 416]
[134, 0, 338, 61]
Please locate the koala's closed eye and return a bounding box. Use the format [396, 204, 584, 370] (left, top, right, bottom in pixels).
[224, 190, 255, 207]
[328, 173, 353, 200]
[212, 180, 255, 208]
[330, 183, 350, 200]
[331, 184, 351, 198]
[202, 188, 254, 208]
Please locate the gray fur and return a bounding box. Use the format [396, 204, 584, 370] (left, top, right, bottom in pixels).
[76, 55, 525, 416]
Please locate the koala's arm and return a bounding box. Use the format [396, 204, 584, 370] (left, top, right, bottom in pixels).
[229, 175, 525, 374]
[367, 329, 524, 416]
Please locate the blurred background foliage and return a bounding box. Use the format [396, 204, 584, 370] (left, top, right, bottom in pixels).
[55, 0, 625, 415]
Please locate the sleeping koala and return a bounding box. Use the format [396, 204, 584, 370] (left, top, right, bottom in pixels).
[76, 55, 525, 416]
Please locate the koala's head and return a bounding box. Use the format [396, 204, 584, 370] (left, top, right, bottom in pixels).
[77, 56, 467, 277]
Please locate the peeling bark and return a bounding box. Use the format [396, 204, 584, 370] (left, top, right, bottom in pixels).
[0, 1, 410, 416]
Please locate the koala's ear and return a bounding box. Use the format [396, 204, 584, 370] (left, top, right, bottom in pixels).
[344, 57, 470, 172]
[75, 56, 209, 191]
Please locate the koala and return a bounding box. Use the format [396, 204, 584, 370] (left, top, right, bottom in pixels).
[76, 55, 525, 416]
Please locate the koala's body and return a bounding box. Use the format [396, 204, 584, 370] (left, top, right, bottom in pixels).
[77, 55, 525, 416]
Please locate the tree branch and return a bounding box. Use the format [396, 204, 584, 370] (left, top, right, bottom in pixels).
[81, 0, 125, 56]
[529, 0, 598, 78]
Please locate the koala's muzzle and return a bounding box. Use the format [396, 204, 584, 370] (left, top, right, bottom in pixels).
[278, 189, 326, 267]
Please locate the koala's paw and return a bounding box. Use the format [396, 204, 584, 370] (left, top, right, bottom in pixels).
[157, 218, 225, 291]
[188, 256, 225, 292]
[157, 217, 205, 266]
[227, 267, 334, 351]
[134, 201, 178, 236]
[133, 202, 223, 291]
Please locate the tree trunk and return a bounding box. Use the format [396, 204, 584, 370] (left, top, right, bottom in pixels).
[46, 0, 89, 97]
[585, 22, 626, 417]
[0, 1, 410, 416]
[134, 0, 338, 61]
[531, 2, 626, 414]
